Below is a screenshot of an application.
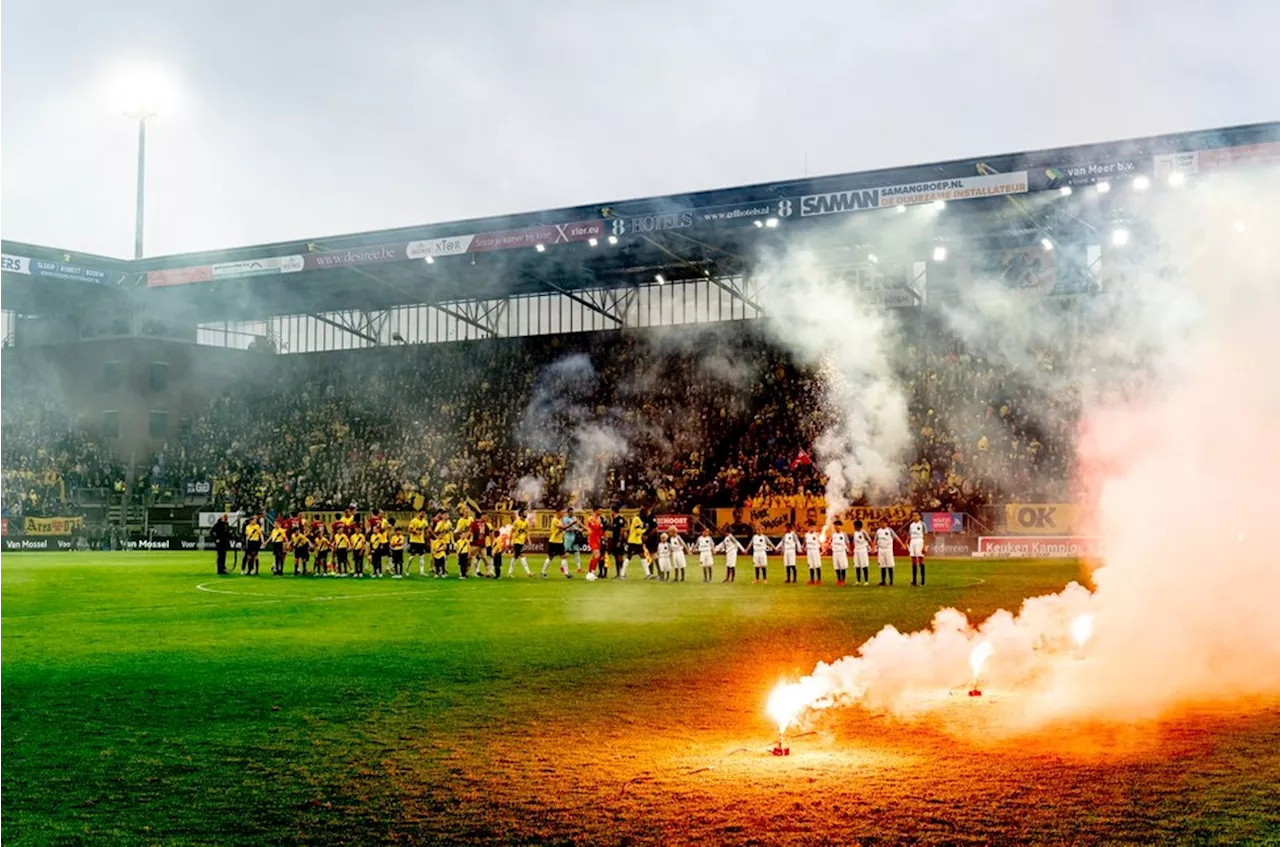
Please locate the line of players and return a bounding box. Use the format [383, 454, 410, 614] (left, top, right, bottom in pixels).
[236, 505, 516, 579]
[232, 505, 929, 586]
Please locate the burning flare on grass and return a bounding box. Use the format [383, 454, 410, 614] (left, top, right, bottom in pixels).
[767, 680, 812, 733]
[1071, 614, 1094, 649]
[969, 641, 994, 684]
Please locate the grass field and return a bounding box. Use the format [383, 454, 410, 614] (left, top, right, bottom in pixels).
[3, 552, 1278, 845]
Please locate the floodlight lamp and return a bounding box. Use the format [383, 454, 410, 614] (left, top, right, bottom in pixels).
[109, 60, 174, 119]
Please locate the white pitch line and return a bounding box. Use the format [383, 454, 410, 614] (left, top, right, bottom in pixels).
[195, 582, 278, 597]
[195, 582, 415, 602]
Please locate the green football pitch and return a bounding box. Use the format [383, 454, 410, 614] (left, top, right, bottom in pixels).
[3, 553, 1278, 845]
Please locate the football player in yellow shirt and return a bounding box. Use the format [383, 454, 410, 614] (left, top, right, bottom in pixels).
[542, 509, 571, 579]
[626, 512, 646, 579]
[389, 522, 407, 579]
[290, 528, 312, 576]
[408, 510, 429, 576]
[454, 506, 474, 579]
[368, 525, 388, 578]
[508, 509, 531, 577]
[268, 521, 288, 576]
[431, 511, 452, 578]
[333, 528, 351, 576]
[349, 525, 368, 578]
[242, 516, 264, 575]
[314, 529, 331, 575]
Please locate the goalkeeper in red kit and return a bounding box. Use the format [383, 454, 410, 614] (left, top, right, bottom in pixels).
[586, 507, 606, 577]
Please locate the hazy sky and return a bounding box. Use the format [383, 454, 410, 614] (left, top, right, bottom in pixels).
[2, 0, 1277, 258]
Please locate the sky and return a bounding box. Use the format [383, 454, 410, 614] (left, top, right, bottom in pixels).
[2, 0, 1277, 259]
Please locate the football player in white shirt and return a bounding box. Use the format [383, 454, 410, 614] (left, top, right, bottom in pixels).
[717, 532, 746, 583]
[695, 527, 716, 583]
[851, 519, 872, 585]
[907, 511, 927, 586]
[874, 522, 902, 586]
[780, 524, 802, 584]
[804, 525, 824, 585]
[829, 519, 850, 585]
[670, 532, 689, 582]
[657, 533, 673, 579]
[750, 527, 774, 583]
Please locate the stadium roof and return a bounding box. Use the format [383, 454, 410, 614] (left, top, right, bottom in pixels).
[4, 121, 1278, 322]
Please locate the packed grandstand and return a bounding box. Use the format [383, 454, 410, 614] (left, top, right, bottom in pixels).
[3, 123, 1277, 551]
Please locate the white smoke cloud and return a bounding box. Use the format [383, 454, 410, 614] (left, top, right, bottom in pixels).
[769, 170, 1280, 736]
[753, 248, 912, 520]
[518, 353, 630, 503]
[511, 474, 545, 506]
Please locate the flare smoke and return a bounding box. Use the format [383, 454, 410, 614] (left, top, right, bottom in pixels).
[754, 249, 912, 519]
[769, 171, 1280, 734]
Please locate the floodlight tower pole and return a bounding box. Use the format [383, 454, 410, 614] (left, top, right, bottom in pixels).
[128, 113, 155, 259]
[125, 111, 155, 261]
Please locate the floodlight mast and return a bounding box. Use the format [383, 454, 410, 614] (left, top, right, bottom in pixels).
[125, 110, 156, 259]
[117, 63, 166, 258]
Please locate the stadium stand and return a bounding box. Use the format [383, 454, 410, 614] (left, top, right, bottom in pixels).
[3, 122, 1277, 546]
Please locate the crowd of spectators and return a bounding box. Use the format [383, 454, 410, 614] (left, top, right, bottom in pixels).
[3, 308, 1092, 518]
[1, 357, 126, 517]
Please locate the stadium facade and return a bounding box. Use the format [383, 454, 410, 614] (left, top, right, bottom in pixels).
[2, 122, 1278, 536]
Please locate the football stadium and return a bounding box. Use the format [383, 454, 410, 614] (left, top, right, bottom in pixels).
[4, 123, 1280, 844]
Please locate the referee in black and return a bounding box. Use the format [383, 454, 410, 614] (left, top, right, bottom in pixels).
[211, 513, 232, 574]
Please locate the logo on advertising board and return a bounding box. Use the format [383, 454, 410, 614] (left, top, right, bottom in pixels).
[3, 538, 50, 551]
[2, 253, 32, 274]
[609, 210, 694, 237]
[923, 512, 964, 533]
[695, 198, 795, 226]
[1192, 141, 1280, 172]
[148, 265, 214, 287]
[656, 514, 691, 534]
[1153, 151, 1199, 178]
[801, 172, 1027, 217]
[1041, 159, 1142, 188]
[1, 517, 8, 536]
[977, 536, 1098, 558]
[1003, 503, 1082, 535]
[304, 244, 408, 270]
[406, 235, 476, 260]
[211, 256, 304, 278]
[471, 220, 605, 252]
[30, 260, 111, 284]
[929, 534, 975, 556]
